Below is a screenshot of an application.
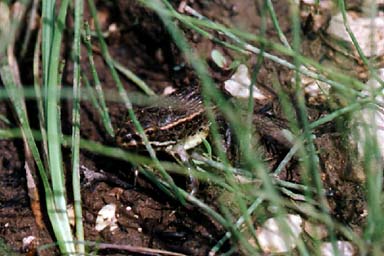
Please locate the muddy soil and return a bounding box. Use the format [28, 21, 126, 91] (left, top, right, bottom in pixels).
[0, 0, 367, 255]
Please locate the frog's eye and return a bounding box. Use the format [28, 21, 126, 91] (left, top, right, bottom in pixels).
[145, 128, 155, 137]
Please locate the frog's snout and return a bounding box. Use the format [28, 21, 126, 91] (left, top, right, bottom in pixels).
[116, 127, 142, 148]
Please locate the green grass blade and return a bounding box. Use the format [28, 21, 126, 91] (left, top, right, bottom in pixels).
[42, 0, 75, 253]
[83, 22, 114, 137]
[266, 0, 291, 49]
[41, 0, 54, 103]
[33, 28, 49, 164]
[112, 59, 156, 96]
[72, 0, 85, 253]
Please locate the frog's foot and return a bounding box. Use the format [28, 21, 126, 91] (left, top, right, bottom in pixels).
[167, 144, 199, 196]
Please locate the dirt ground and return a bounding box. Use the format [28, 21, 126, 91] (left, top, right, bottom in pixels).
[0, 0, 367, 255]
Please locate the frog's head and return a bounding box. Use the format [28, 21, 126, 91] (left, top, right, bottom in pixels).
[116, 122, 157, 149]
[116, 124, 142, 148]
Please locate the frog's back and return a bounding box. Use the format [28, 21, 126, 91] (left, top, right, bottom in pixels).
[116, 87, 207, 150]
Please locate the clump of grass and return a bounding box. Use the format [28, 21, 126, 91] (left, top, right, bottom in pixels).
[0, 0, 383, 255]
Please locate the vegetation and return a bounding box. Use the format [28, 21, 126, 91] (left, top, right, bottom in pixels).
[0, 0, 383, 255]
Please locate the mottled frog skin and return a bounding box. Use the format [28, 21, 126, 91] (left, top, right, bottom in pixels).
[116, 87, 209, 152]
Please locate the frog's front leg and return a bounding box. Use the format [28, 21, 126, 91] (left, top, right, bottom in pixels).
[166, 125, 209, 195]
[167, 144, 199, 196]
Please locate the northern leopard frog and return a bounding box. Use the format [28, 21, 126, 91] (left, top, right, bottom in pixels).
[116, 87, 210, 157]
